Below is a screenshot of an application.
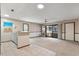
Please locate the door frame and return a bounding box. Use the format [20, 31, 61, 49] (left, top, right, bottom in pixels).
[64, 22, 75, 41]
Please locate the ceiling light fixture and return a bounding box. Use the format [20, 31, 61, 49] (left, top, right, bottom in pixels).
[37, 4, 44, 9]
[11, 9, 14, 12]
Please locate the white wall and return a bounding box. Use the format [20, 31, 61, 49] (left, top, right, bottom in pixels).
[58, 24, 62, 39]
[61, 23, 65, 39]
[75, 19, 79, 41]
[29, 23, 41, 37]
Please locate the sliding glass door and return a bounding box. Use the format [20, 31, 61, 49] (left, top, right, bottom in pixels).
[46, 25, 58, 38]
[42, 25, 58, 38]
[46, 26, 52, 37]
[42, 25, 45, 37]
[52, 25, 58, 38]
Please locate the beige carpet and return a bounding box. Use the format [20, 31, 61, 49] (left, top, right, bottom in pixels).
[30, 37, 79, 56]
[1, 41, 56, 56]
[1, 37, 79, 56]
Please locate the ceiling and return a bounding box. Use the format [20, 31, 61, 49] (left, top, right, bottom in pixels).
[1, 3, 79, 24]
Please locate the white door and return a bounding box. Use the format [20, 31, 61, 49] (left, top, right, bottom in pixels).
[65, 23, 74, 40]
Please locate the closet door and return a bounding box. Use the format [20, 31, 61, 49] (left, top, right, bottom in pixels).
[65, 23, 74, 40]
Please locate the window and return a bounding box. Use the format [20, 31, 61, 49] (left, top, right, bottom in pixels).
[52, 25, 58, 32]
[23, 23, 29, 32]
[47, 26, 52, 33]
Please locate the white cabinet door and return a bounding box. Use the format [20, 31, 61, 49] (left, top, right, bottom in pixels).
[18, 35, 30, 48]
